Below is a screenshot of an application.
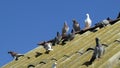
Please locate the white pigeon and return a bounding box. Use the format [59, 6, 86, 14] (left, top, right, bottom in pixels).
[84, 13, 92, 30]
[62, 21, 69, 36]
[52, 62, 57, 68]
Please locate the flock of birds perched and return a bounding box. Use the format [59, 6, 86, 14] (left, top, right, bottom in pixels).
[7, 12, 120, 68]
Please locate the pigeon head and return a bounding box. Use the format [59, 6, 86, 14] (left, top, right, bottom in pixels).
[8, 51, 13, 54]
[64, 21, 67, 26]
[86, 13, 89, 16]
[57, 32, 59, 36]
[95, 37, 100, 46]
[71, 29, 74, 33]
[96, 37, 99, 41]
[107, 17, 110, 20]
[72, 19, 76, 23]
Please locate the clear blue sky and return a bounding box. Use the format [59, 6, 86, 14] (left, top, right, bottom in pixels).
[0, 0, 120, 66]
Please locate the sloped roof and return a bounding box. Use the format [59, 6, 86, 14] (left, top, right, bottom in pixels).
[2, 21, 120, 68]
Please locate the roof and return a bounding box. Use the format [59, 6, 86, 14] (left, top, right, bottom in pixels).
[2, 21, 120, 68]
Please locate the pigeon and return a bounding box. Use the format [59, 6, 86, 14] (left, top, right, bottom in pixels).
[8, 51, 24, 61]
[72, 19, 81, 33]
[84, 13, 92, 30]
[62, 21, 69, 37]
[89, 38, 105, 63]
